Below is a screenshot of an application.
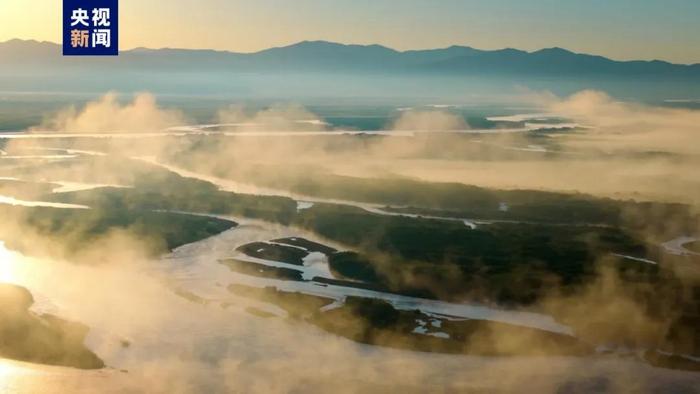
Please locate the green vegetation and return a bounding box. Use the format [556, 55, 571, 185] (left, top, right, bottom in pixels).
[312, 276, 389, 292]
[1, 156, 297, 224]
[224, 249, 390, 293]
[643, 350, 700, 372]
[327, 251, 382, 283]
[220, 258, 304, 281]
[270, 237, 337, 254]
[227, 285, 593, 357]
[236, 242, 309, 265]
[15, 157, 690, 313]
[7, 154, 695, 359]
[313, 296, 592, 356]
[0, 284, 104, 369]
[166, 156, 697, 233]
[292, 203, 651, 304]
[228, 284, 333, 319]
[52, 183, 297, 226]
[684, 241, 700, 254]
[27, 157, 683, 309]
[0, 205, 235, 259]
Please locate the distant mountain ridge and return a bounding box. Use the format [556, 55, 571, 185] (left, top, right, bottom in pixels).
[2, 39, 699, 99]
[2, 38, 699, 78]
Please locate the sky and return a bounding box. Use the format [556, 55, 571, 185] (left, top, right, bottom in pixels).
[1, 0, 700, 64]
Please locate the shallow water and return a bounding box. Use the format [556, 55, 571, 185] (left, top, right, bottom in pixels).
[663, 236, 700, 256]
[0, 118, 581, 140]
[1, 225, 699, 393]
[0, 131, 698, 392]
[159, 215, 571, 333]
[50, 181, 130, 194]
[0, 195, 89, 209]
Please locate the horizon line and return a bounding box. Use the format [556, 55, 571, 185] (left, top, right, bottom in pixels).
[1, 37, 697, 66]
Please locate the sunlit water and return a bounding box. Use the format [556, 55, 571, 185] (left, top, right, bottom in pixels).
[1, 222, 699, 392]
[0, 127, 698, 392]
[0, 117, 583, 140]
[0, 195, 88, 209]
[50, 181, 130, 194]
[157, 213, 570, 333]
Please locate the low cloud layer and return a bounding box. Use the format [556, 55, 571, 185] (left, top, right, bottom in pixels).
[217, 103, 327, 131]
[32, 92, 186, 133]
[6, 89, 700, 205]
[0, 89, 699, 392]
[547, 89, 700, 156]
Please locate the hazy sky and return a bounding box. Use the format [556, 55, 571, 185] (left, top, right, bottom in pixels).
[2, 0, 699, 64]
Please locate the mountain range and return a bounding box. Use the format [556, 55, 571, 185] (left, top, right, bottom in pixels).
[1, 39, 699, 99]
[2, 39, 699, 78]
